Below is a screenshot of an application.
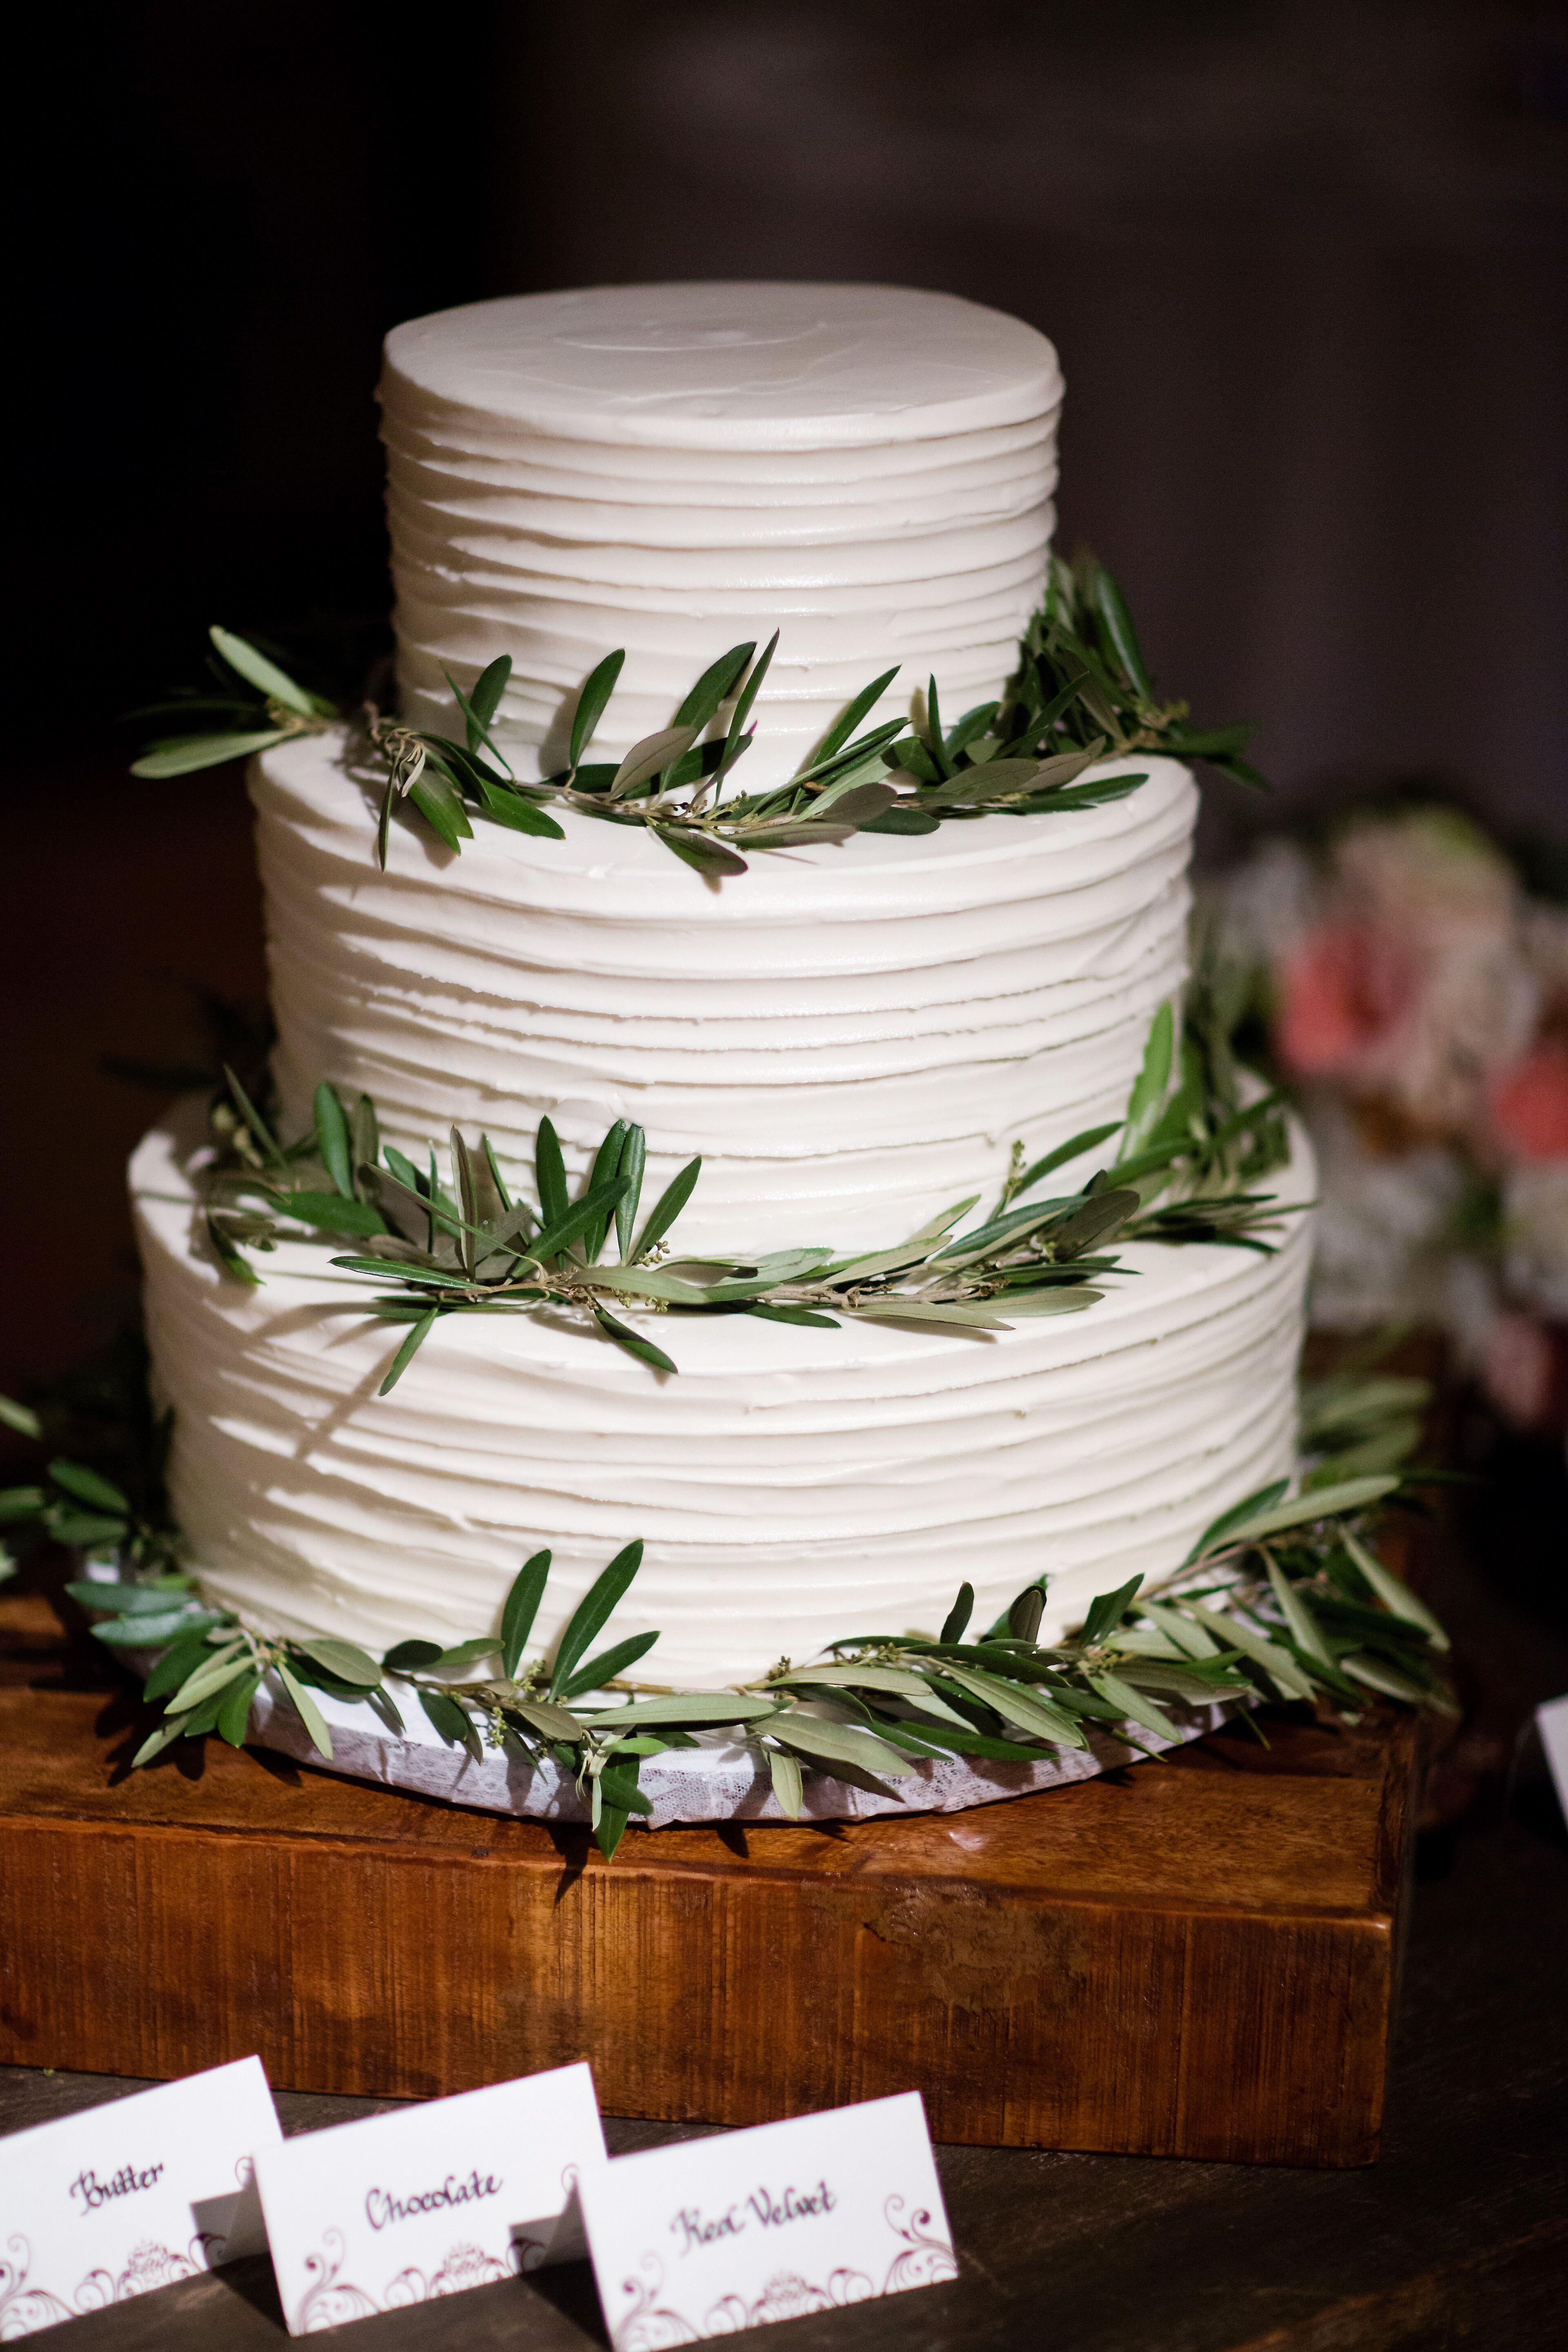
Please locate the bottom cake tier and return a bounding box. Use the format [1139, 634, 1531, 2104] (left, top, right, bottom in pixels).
[133, 1100, 1314, 1689]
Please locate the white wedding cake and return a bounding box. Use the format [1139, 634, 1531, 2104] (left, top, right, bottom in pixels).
[131, 283, 1311, 1690]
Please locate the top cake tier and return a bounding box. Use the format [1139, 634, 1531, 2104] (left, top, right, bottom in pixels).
[380, 283, 1062, 789]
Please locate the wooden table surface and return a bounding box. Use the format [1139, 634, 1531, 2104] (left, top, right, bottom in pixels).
[2, 1796, 1564, 2352]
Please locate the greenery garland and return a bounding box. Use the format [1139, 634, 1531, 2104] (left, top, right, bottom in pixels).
[195, 978, 1295, 1388]
[130, 553, 1264, 878]
[1, 1368, 1452, 1860]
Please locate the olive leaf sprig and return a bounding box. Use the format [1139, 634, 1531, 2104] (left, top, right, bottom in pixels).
[198, 994, 1299, 1392]
[128, 629, 340, 778]
[129, 552, 1264, 875]
[0, 1392, 183, 1581]
[55, 1371, 1449, 1860]
[1015, 550, 1268, 793]
[358, 549, 1261, 875]
[1299, 1367, 1438, 1484]
[359, 629, 909, 879]
[60, 1535, 844, 1860]
[797, 1459, 1455, 1767]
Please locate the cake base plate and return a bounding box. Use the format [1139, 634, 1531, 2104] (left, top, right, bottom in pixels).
[245, 1677, 1224, 1825]
[0, 1607, 1423, 2166]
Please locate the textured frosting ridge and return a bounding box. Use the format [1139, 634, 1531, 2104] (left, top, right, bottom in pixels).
[134, 1105, 1312, 1689]
[379, 283, 1062, 786]
[257, 734, 1197, 1252]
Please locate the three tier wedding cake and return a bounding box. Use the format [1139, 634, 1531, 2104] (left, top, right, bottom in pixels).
[130, 282, 1312, 1696]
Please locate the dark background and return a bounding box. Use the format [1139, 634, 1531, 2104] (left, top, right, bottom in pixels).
[5, 0, 1567, 1385]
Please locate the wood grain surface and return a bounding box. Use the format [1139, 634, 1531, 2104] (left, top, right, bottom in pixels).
[0, 1609, 1421, 2168]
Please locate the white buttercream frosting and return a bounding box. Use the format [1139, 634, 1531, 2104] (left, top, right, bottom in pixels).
[134, 1102, 1312, 1689]
[256, 732, 1196, 1252]
[379, 283, 1062, 786]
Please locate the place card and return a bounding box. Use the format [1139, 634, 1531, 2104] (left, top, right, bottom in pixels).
[578, 2091, 958, 2344]
[252, 2060, 605, 2334]
[0, 2055, 281, 2339]
[1538, 1693, 1568, 1819]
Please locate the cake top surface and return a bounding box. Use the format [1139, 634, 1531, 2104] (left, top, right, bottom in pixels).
[381, 282, 1061, 450]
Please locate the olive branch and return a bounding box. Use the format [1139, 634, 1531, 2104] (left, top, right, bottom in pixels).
[127, 628, 341, 775]
[197, 982, 1297, 1391]
[0, 1390, 180, 1584]
[131, 552, 1265, 877]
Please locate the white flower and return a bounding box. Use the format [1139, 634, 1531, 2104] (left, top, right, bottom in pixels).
[1209, 837, 1318, 971]
[1503, 1162, 1568, 1316]
[1302, 1089, 1468, 1331]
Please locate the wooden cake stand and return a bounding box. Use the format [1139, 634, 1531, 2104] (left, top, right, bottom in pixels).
[0, 1590, 1419, 2170]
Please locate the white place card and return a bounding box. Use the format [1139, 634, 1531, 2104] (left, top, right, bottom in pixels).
[252, 2060, 605, 2334]
[1538, 1693, 1568, 1816]
[0, 2055, 281, 2339]
[578, 2092, 958, 2345]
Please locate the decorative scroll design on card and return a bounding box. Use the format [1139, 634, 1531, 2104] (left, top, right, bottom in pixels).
[0, 2232, 221, 2340]
[385, 2243, 515, 2303]
[296, 2232, 519, 2330]
[74, 2237, 209, 2309]
[609, 2252, 883, 2347]
[294, 2231, 380, 2332]
[881, 2196, 958, 2292]
[0, 2236, 73, 2341]
[610, 2255, 701, 2350]
[710, 2268, 875, 2329]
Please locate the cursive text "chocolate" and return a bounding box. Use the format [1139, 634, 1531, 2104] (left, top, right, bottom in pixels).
[367, 2169, 503, 2230]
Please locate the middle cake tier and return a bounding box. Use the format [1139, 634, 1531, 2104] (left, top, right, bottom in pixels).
[257, 735, 1196, 1254]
